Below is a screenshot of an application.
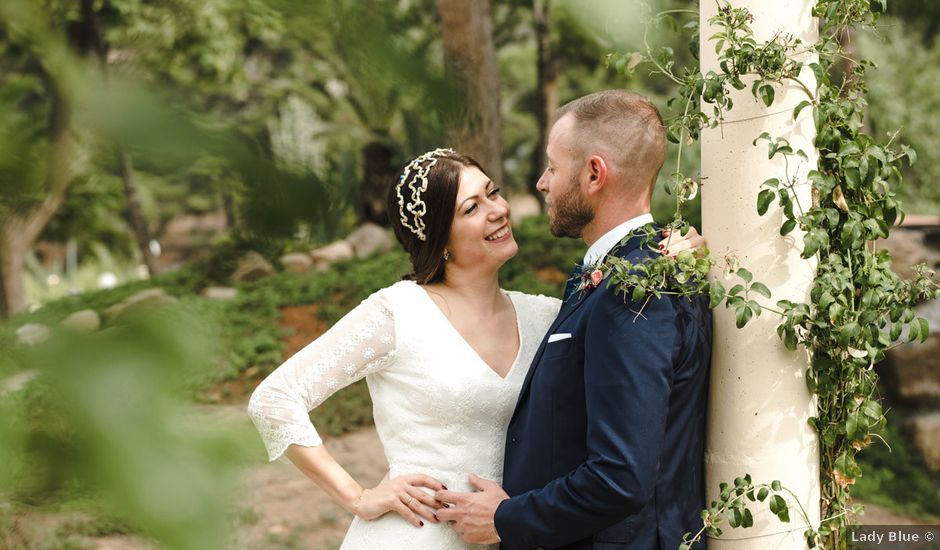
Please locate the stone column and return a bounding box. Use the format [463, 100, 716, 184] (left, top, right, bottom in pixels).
[700, 1, 820, 548]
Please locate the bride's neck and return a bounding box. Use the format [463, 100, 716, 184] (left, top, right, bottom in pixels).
[434, 266, 503, 309]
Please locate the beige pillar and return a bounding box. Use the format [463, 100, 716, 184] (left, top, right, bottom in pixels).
[700, 1, 820, 548]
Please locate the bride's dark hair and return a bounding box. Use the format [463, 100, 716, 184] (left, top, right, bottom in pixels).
[388, 150, 486, 285]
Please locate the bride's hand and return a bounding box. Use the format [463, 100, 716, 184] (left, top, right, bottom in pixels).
[660, 226, 706, 257]
[354, 474, 445, 527]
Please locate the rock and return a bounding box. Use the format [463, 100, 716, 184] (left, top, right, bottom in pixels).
[910, 413, 940, 474]
[15, 323, 49, 346]
[60, 309, 101, 332]
[232, 251, 276, 283]
[877, 229, 940, 281]
[204, 286, 238, 300]
[0, 370, 38, 397]
[104, 287, 178, 323]
[310, 240, 355, 271]
[508, 193, 542, 226]
[882, 299, 940, 407]
[280, 252, 313, 274]
[346, 223, 393, 258]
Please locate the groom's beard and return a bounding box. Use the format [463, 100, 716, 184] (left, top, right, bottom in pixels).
[548, 177, 594, 238]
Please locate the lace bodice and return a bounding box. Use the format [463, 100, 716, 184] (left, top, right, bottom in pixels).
[248, 281, 560, 489]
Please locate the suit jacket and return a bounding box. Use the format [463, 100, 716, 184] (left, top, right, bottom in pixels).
[495, 227, 712, 550]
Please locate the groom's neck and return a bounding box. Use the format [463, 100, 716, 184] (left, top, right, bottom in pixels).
[582, 201, 651, 247]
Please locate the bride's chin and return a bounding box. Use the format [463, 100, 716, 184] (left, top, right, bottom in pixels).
[497, 241, 519, 264]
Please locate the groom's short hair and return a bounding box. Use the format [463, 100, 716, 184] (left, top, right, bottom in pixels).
[556, 90, 667, 197]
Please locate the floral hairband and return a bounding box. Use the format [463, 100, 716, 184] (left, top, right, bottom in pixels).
[395, 148, 455, 241]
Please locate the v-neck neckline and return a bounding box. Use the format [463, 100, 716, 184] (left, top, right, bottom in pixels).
[411, 282, 523, 380]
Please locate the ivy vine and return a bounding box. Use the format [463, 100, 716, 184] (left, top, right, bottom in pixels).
[601, 1, 940, 548]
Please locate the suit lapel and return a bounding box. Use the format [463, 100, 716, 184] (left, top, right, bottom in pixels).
[508, 225, 659, 426]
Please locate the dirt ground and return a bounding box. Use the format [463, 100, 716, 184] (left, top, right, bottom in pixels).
[231, 425, 387, 550]
[7, 413, 932, 550]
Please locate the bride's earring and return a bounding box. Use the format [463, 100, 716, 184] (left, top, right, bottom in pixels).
[443, 250, 451, 261]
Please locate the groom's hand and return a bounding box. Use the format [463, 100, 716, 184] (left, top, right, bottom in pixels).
[435, 474, 508, 544]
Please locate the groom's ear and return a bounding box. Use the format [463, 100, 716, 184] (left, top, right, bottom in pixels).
[584, 155, 608, 195]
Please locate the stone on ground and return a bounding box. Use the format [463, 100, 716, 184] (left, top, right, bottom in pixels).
[279, 252, 313, 274]
[345, 223, 393, 258]
[203, 286, 238, 300]
[15, 323, 50, 346]
[310, 240, 355, 271]
[60, 309, 101, 332]
[232, 252, 276, 283]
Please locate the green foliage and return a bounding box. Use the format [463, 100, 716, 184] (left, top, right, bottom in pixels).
[856, 17, 940, 215]
[854, 417, 940, 520]
[0, 311, 247, 549]
[607, 1, 939, 548]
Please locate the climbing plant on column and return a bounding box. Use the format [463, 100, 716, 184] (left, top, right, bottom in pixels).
[600, 1, 939, 548]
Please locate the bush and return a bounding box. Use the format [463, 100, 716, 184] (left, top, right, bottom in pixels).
[854, 415, 940, 520]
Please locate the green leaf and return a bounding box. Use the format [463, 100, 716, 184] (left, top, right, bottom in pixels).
[839, 322, 862, 345]
[708, 280, 726, 309]
[901, 144, 917, 166]
[861, 399, 882, 420]
[735, 304, 754, 328]
[757, 487, 769, 501]
[737, 268, 753, 283]
[835, 452, 862, 480]
[742, 508, 754, 528]
[757, 189, 775, 216]
[631, 285, 647, 302]
[759, 84, 775, 107]
[916, 317, 930, 343]
[846, 410, 861, 440]
[750, 282, 771, 299]
[770, 494, 788, 518]
[793, 100, 812, 120]
[781, 219, 797, 235]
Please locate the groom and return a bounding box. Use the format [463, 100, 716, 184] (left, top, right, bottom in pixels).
[436, 90, 712, 549]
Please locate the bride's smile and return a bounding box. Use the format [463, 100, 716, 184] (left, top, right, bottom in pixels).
[445, 166, 518, 270]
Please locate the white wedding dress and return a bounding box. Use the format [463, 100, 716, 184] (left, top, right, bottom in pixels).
[248, 280, 560, 550]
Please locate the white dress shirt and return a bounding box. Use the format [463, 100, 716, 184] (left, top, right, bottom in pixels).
[583, 213, 655, 265]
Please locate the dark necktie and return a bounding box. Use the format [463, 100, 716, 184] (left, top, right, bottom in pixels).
[562, 262, 585, 302]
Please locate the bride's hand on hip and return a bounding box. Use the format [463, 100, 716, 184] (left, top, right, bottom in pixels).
[355, 474, 445, 527]
[660, 226, 706, 257]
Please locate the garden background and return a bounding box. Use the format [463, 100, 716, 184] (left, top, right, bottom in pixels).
[1, 0, 938, 548]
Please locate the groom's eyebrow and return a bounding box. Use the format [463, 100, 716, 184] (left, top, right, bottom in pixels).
[457, 180, 495, 208]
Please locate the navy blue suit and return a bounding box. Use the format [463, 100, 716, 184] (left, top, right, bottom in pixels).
[495, 227, 712, 550]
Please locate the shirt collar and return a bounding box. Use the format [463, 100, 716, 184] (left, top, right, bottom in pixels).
[583, 213, 654, 265]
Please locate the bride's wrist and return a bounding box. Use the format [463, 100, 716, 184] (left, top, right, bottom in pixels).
[351, 488, 367, 517]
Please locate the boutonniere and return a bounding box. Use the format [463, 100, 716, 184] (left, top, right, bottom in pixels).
[575, 265, 606, 296]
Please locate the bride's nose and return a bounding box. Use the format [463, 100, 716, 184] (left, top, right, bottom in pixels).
[487, 199, 510, 222]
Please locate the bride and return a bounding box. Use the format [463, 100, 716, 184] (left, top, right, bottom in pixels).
[248, 148, 702, 549]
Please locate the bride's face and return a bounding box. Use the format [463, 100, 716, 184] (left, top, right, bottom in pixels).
[444, 165, 518, 270]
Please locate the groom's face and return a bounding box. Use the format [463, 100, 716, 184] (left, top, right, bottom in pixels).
[537, 115, 594, 238]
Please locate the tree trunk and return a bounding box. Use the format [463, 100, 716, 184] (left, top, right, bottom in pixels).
[0, 229, 29, 317]
[118, 151, 160, 276]
[0, 80, 72, 318]
[360, 141, 395, 226]
[528, 0, 558, 204]
[436, 0, 504, 184]
[79, 0, 160, 276]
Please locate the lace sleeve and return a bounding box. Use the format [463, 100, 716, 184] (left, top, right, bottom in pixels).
[247, 292, 396, 461]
